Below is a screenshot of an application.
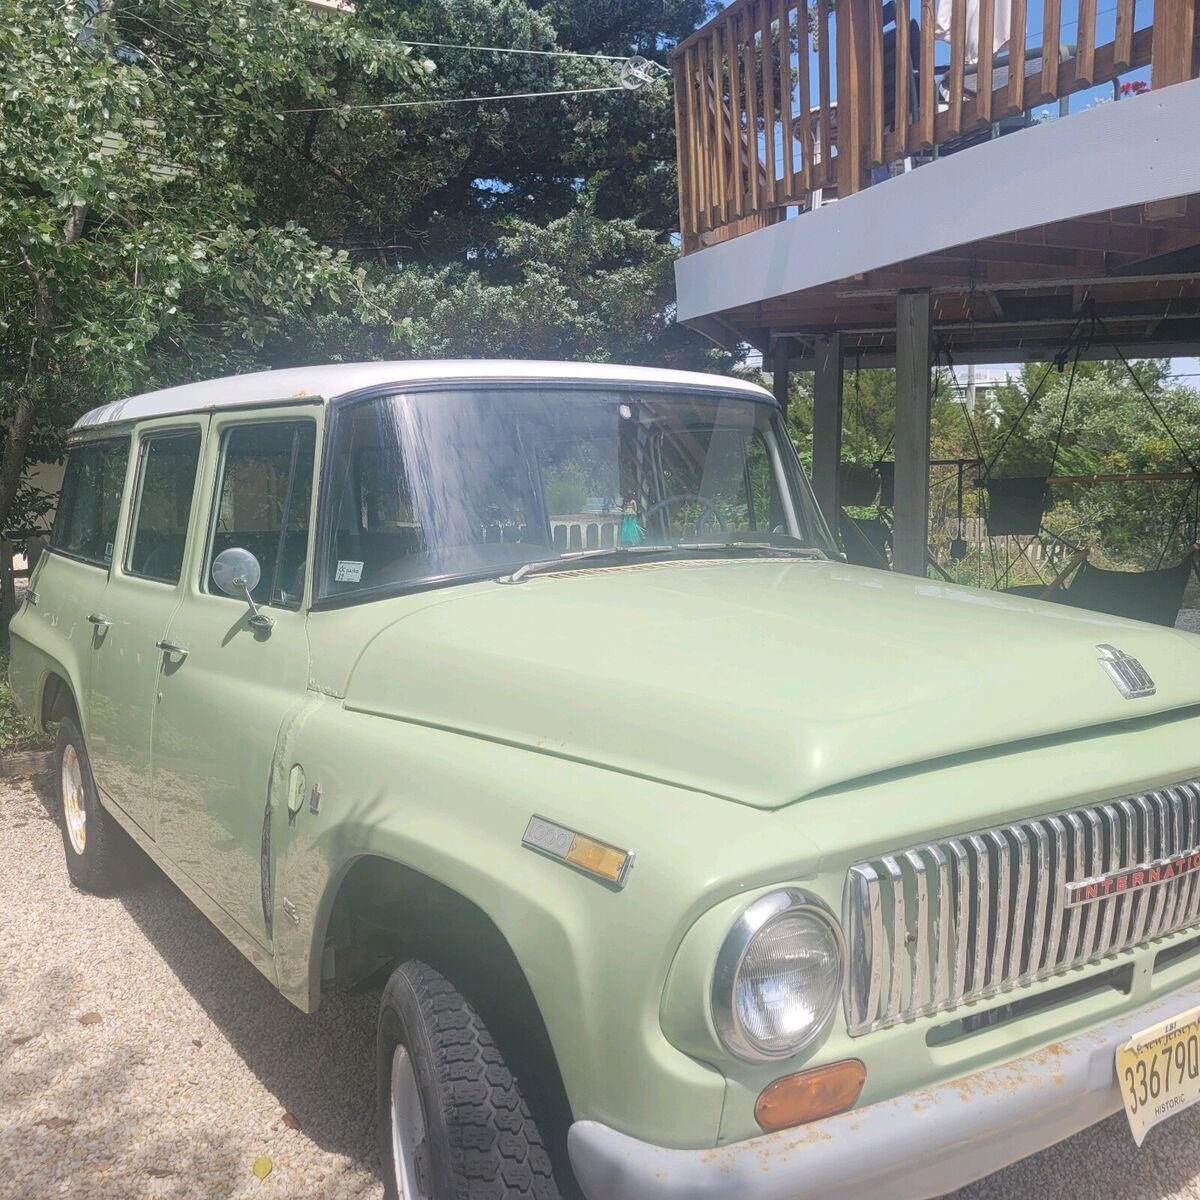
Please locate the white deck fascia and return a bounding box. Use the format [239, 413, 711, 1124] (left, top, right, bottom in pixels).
[674, 78, 1200, 324]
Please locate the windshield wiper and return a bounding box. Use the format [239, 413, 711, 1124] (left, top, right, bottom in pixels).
[497, 541, 825, 585]
[497, 545, 676, 585]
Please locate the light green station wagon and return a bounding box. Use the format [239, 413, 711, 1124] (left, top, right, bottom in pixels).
[12, 361, 1200, 1199]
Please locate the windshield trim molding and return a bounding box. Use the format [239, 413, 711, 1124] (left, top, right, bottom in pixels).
[327, 376, 781, 413]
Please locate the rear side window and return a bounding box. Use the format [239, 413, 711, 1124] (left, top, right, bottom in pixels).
[51, 438, 130, 567]
[126, 429, 202, 584]
[207, 422, 316, 608]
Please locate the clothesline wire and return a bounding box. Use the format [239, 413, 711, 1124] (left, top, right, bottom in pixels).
[394, 39, 631, 62]
[195, 83, 632, 119]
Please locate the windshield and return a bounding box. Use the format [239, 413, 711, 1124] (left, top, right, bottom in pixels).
[317, 385, 834, 601]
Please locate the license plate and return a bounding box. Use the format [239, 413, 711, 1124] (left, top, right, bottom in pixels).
[1115, 1003, 1200, 1145]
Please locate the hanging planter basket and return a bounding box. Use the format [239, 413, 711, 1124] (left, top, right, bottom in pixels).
[983, 477, 1049, 537]
[839, 461, 879, 506]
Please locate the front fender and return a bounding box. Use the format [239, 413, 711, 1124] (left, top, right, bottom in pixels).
[272, 698, 760, 1148]
[6, 624, 56, 729]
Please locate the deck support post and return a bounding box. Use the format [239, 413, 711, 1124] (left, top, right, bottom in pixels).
[811, 333, 844, 530]
[893, 291, 933, 576]
[772, 337, 792, 419]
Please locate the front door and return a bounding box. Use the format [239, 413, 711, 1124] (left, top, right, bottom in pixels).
[87, 423, 205, 836]
[153, 409, 318, 948]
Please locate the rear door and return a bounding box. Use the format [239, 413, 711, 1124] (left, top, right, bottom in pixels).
[33, 434, 132, 734]
[153, 407, 318, 948]
[86, 422, 206, 836]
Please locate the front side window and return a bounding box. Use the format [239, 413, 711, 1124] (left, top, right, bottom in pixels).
[126, 429, 202, 584]
[207, 421, 316, 608]
[51, 438, 130, 567]
[318, 386, 834, 601]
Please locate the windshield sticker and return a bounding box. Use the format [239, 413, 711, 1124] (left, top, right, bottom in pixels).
[335, 560, 364, 583]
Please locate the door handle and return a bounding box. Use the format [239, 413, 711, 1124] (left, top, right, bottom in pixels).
[87, 612, 111, 629]
[155, 639, 189, 660]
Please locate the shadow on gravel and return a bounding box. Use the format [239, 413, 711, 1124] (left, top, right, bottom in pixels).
[27, 771, 381, 1181]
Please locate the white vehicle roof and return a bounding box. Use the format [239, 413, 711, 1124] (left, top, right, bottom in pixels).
[75, 360, 772, 428]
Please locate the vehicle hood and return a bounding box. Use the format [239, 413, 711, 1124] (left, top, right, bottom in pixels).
[343, 559, 1200, 808]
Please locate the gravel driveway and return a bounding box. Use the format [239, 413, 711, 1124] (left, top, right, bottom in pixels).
[6, 769, 1200, 1199]
[0, 771, 380, 1199]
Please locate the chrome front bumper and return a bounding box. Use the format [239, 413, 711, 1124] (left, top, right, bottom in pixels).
[568, 977, 1200, 1200]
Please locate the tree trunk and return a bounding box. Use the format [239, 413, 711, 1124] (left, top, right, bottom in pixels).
[0, 392, 40, 537]
[0, 247, 54, 535]
[0, 173, 93, 535]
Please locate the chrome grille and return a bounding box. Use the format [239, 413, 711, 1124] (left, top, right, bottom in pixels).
[844, 778, 1200, 1036]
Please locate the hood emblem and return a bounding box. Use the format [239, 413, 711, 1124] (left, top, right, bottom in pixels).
[1097, 644, 1156, 700]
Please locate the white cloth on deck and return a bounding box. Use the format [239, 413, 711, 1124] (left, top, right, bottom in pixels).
[934, 0, 1012, 64]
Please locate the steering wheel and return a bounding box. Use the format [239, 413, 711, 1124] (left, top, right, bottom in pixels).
[642, 493, 727, 536]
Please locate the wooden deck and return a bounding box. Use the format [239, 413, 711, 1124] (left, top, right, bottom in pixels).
[672, 0, 1200, 256]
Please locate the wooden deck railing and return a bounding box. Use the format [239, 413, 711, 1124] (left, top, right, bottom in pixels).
[672, 0, 1198, 251]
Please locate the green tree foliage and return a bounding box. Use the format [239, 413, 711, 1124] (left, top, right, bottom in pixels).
[991, 359, 1200, 569]
[0, 0, 423, 529]
[242, 0, 709, 253]
[246, 0, 728, 372]
[294, 198, 709, 363]
[1, 0, 728, 535]
[781, 362, 967, 470]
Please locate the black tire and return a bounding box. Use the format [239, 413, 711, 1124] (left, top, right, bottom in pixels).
[377, 959, 562, 1200]
[56, 715, 126, 895]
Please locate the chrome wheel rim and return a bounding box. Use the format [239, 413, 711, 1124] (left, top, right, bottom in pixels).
[62, 743, 87, 856]
[389, 1044, 427, 1198]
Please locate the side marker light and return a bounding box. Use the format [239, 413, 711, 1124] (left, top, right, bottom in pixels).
[522, 816, 634, 888]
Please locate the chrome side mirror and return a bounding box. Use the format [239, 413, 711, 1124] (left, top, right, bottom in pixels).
[212, 547, 274, 632]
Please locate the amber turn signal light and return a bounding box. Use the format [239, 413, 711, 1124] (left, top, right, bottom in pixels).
[754, 1059, 866, 1133]
[564, 835, 629, 883]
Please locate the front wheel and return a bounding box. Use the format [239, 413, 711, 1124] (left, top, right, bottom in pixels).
[377, 959, 562, 1200]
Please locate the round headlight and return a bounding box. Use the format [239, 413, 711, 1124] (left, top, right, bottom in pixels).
[711, 889, 844, 1062]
